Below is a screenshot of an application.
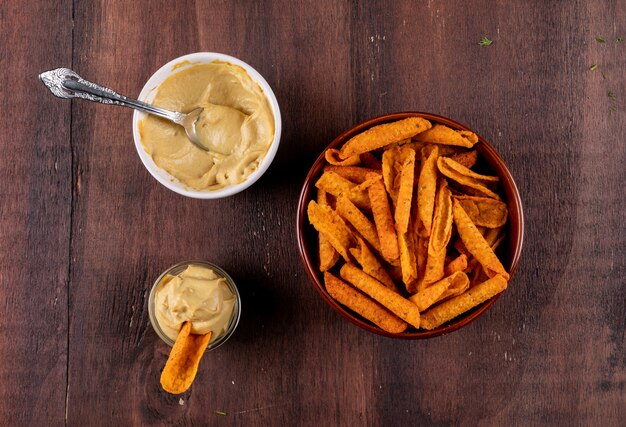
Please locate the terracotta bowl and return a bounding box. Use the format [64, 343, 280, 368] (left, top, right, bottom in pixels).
[296, 112, 524, 339]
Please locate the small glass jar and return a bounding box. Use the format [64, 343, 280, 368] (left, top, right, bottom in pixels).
[148, 260, 241, 351]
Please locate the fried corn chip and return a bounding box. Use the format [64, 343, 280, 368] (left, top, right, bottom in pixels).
[340, 263, 420, 328]
[365, 174, 399, 262]
[349, 240, 398, 292]
[453, 200, 509, 280]
[420, 274, 507, 330]
[360, 152, 382, 169]
[397, 228, 418, 292]
[449, 150, 478, 168]
[315, 171, 370, 210]
[422, 179, 453, 285]
[317, 190, 340, 271]
[435, 270, 471, 303]
[336, 195, 381, 253]
[339, 117, 432, 159]
[440, 157, 499, 183]
[414, 124, 478, 148]
[483, 226, 504, 246]
[160, 322, 211, 394]
[417, 146, 439, 236]
[410, 272, 469, 312]
[444, 254, 468, 275]
[324, 272, 407, 333]
[325, 148, 360, 166]
[307, 200, 355, 261]
[437, 157, 501, 200]
[394, 147, 416, 235]
[454, 195, 508, 228]
[382, 146, 403, 208]
[324, 165, 381, 183]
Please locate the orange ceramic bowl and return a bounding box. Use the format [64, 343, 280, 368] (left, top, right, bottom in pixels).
[296, 112, 524, 339]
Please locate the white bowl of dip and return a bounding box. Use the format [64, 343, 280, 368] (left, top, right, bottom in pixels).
[132, 52, 281, 199]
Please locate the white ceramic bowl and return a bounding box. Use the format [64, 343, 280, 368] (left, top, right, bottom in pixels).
[132, 52, 282, 199]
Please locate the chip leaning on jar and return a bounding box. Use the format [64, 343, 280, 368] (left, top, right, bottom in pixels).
[149, 261, 240, 394]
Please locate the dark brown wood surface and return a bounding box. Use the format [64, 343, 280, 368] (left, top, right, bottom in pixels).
[1, 1, 624, 425]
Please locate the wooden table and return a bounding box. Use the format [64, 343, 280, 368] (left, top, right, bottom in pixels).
[2, 1, 624, 425]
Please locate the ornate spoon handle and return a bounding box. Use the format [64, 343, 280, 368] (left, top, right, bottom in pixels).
[38, 68, 184, 123]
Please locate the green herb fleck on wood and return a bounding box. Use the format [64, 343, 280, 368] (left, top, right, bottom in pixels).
[616, 36, 624, 43]
[596, 36, 606, 43]
[214, 411, 228, 416]
[608, 90, 616, 99]
[479, 37, 493, 46]
[589, 64, 598, 71]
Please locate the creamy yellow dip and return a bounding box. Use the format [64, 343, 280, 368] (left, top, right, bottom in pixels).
[139, 62, 275, 190]
[154, 264, 236, 342]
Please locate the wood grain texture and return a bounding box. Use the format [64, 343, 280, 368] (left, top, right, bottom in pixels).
[0, 0, 624, 425]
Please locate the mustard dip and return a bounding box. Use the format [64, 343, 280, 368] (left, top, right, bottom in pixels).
[154, 264, 236, 342]
[139, 62, 275, 190]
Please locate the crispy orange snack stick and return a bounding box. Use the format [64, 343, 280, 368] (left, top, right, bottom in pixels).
[382, 146, 402, 208]
[365, 174, 399, 262]
[444, 254, 468, 275]
[435, 271, 471, 303]
[417, 146, 439, 236]
[160, 322, 212, 394]
[394, 147, 416, 235]
[307, 200, 355, 261]
[414, 124, 478, 148]
[336, 195, 381, 253]
[340, 263, 420, 328]
[453, 195, 508, 228]
[315, 171, 370, 210]
[422, 179, 453, 285]
[449, 150, 478, 168]
[349, 241, 398, 292]
[440, 157, 499, 183]
[325, 148, 360, 166]
[324, 166, 381, 183]
[453, 200, 510, 280]
[397, 229, 418, 293]
[437, 157, 501, 200]
[324, 272, 407, 333]
[317, 190, 340, 271]
[339, 117, 432, 159]
[410, 272, 469, 312]
[420, 274, 508, 330]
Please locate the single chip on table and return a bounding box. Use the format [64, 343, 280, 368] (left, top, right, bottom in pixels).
[307, 200, 356, 262]
[160, 322, 212, 394]
[414, 124, 478, 148]
[422, 179, 453, 287]
[340, 263, 421, 328]
[324, 272, 407, 333]
[317, 190, 340, 271]
[417, 146, 439, 236]
[336, 195, 381, 253]
[409, 271, 469, 312]
[453, 195, 508, 228]
[365, 174, 400, 263]
[453, 200, 509, 280]
[420, 274, 508, 330]
[339, 117, 432, 159]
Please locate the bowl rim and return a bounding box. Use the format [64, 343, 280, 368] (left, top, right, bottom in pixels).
[131, 51, 282, 199]
[296, 111, 524, 339]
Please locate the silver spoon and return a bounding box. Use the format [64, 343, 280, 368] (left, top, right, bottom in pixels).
[38, 68, 208, 151]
